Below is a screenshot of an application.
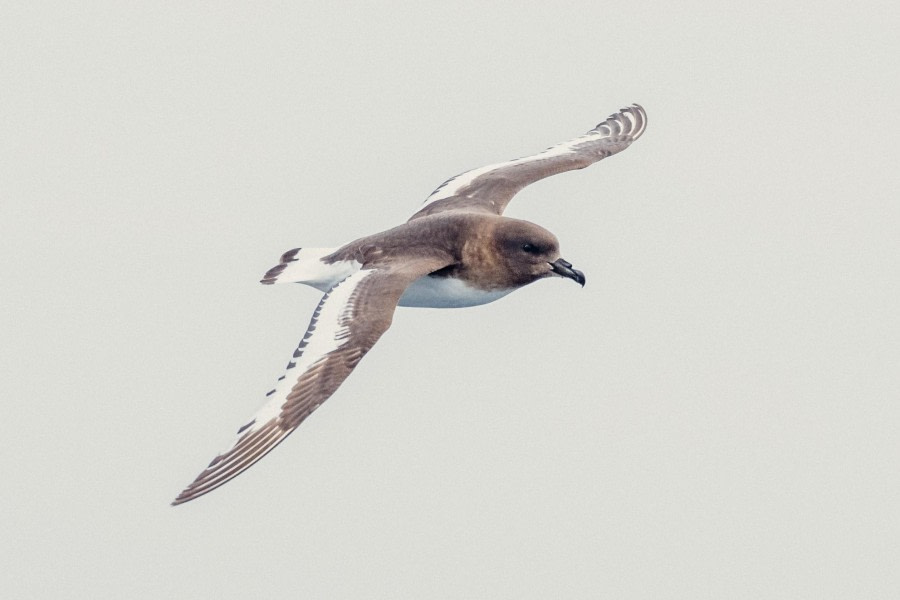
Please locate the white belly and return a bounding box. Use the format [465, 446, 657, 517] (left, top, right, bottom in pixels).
[398, 275, 514, 308]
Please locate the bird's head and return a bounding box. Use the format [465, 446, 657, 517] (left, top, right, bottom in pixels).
[491, 219, 585, 287]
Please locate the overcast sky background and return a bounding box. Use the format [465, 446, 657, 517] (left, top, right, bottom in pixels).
[2, 2, 898, 598]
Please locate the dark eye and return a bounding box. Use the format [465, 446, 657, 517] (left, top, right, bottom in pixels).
[522, 243, 539, 254]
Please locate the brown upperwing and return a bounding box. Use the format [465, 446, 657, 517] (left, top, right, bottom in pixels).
[409, 104, 646, 220]
[172, 253, 454, 505]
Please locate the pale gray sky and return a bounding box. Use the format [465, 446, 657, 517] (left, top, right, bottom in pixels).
[2, 2, 898, 598]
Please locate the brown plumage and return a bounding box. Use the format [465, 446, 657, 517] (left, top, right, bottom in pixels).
[173, 104, 646, 505]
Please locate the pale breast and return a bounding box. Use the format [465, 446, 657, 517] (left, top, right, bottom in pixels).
[398, 274, 514, 308]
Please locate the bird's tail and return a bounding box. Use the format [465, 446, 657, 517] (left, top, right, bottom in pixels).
[260, 247, 358, 291]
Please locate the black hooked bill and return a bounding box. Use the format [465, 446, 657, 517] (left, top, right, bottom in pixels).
[549, 258, 586, 287]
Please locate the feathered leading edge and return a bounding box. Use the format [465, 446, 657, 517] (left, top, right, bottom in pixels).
[411, 104, 647, 219]
[172, 255, 452, 505]
[172, 271, 373, 505]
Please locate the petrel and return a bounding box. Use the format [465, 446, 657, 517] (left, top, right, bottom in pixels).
[173, 104, 647, 505]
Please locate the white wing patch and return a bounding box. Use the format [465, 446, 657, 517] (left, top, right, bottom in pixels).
[421, 104, 647, 209]
[172, 269, 375, 504]
[233, 269, 373, 440]
[425, 147, 574, 206]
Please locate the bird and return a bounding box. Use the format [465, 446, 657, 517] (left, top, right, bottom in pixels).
[172, 104, 647, 505]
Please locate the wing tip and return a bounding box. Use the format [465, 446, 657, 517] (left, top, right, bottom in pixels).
[170, 420, 294, 506]
[615, 103, 648, 140]
[591, 103, 648, 142]
[171, 484, 198, 505]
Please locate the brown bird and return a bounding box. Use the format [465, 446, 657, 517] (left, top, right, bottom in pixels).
[173, 104, 647, 505]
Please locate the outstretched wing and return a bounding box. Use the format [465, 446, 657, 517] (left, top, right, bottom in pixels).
[172, 256, 452, 505]
[410, 104, 647, 220]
